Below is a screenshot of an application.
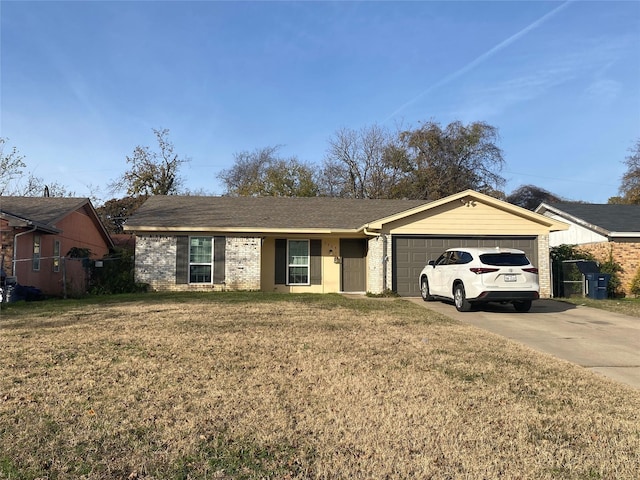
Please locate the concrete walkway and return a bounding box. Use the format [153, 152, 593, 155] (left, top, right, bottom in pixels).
[405, 297, 640, 390]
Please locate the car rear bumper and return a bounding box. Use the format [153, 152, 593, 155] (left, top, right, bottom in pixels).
[471, 290, 539, 302]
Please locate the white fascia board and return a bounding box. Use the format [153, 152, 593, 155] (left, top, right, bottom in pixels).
[609, 232, 640, 239]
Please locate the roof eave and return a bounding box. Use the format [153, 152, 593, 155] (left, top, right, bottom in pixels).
[123, 225, 362, 235]
[0, 212, 60, 234]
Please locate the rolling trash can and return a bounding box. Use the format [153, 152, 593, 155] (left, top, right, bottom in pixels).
[585, 273, 610, 299]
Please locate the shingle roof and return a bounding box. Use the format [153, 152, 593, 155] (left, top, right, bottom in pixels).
[0, 196, 91, 227]
[126, 195, 431, 231]
[544, 203, 640, 233]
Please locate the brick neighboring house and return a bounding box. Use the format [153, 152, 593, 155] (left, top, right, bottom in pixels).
[124, 190, 567, 297]
[0, 197, 114, 298]
[535, 203, 640, 295]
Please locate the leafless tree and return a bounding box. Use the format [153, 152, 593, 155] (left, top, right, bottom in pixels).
[320, 125, 400, 199]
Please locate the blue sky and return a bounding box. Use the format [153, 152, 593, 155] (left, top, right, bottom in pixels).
[1, 0, 639, 204]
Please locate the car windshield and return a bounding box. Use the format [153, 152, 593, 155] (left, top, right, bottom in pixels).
[479, 253, 530, 266]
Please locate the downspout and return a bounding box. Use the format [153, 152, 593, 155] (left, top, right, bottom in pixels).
[382, 233, 388, 292]
[13, 225, 37, 278]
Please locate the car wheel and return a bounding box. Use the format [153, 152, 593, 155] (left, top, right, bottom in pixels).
[514, 300, 532, 313]
[420, 277, 433, 301]
[453, 283, 471, 312]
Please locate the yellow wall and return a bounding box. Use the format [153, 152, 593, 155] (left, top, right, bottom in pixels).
[385, 201, 550, 235]
[261, 236, 344, 293]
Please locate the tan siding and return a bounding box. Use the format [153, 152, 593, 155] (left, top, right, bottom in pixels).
[387, 202, 549, 235]
[260, 236, 342, 293]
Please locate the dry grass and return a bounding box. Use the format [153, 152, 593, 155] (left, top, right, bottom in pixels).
[1, 293, 639, 479]
[559, 296, 640, 318]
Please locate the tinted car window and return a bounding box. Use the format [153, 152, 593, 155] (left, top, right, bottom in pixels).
[479, 253, 530, 266]
[457, 251, 473, 264]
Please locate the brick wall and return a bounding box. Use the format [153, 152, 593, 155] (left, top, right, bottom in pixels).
[135, 235, 177, 290]
[576, 241, 640, 295]
[0, 219, 15, 276]
[135, 235, 261, 292]
[367, 235, 384, 294]
[224, 237, 261, 290]
[537, 235, 551, 298]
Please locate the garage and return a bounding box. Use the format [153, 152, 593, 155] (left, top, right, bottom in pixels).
[392, 235, 538, 296]
[362, 190, 568, 298]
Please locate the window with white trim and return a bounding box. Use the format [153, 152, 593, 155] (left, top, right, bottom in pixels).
[288, 239, 309, 285]
[189, 236, 213, 283]
[33, 235, 41, 271]
[53, 240, 61, 272]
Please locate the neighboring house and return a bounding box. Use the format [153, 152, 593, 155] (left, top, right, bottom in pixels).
[535, 202, 640, 294]
[124, 190, 567, 298]
[0, 197, 114, 297]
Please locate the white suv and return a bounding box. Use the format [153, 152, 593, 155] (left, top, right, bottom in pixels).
[418, 247, 539, 312]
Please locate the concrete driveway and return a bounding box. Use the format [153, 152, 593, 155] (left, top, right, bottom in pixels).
[406, 297, 640, 390]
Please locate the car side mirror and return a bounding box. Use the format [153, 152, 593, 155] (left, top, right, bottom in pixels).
[428, 260, 436, 267]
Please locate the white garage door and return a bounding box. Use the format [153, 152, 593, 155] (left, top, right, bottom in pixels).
[393, 236, 538, 297]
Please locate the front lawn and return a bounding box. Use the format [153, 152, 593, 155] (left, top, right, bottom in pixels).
[1, 293, 638, 479]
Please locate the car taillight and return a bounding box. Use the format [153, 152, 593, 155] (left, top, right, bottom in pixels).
[470, 267, 499, 274]
[522, 267, 538, 274]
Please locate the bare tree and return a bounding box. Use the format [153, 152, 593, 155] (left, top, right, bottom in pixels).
[111, 128, 189, 196]
[320, 125, 400, 199]
[0, 138, 72, 197]
[0, 138, 26, 195]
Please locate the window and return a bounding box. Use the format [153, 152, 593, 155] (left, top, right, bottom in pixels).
[288, 239, 309, 285]
[189, 236, 213, 283]
[479, 253, 530, 266]
[33, 235, 41, 271]
[435, 252, 450, 266]
[457, 251, 473, 264]
[53, 240, 61, 272]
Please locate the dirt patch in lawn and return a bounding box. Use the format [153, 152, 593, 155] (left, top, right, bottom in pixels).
[1, 293, 639, 479]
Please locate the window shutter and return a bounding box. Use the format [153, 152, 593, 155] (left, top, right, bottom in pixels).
[176, 236, 189, 284]
[213, 236, 225, 284]
[310, 239, 322, 285]
[275, 239, 286, 285]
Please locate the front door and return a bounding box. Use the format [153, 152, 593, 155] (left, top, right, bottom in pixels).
[341, 239, 367, 292]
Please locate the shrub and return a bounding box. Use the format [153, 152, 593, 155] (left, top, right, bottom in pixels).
[629, 268, 640, 297]
[598, 247, 624, 298]
[89, 247, 145, 294]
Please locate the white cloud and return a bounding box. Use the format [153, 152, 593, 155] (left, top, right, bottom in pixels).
[384, 1, 574, 121]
